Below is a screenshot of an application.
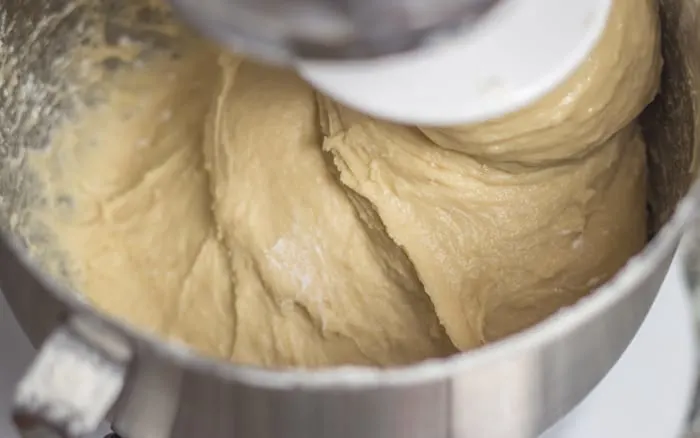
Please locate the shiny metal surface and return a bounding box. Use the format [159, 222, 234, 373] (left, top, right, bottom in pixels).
[681, 219, 700, 438]
[0, 0, 697, 437]
[169, 0, 501, 61]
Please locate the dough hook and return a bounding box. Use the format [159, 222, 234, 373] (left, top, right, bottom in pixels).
[172, 0, 611, 123]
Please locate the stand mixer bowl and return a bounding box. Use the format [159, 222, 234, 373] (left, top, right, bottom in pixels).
[0, 1, 697, 437]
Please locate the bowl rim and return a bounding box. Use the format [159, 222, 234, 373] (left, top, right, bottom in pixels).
[1, 180, 696, 389]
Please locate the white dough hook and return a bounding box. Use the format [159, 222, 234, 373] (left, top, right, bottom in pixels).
[297, 0, 612, 125]
[171, 0, 611, 125]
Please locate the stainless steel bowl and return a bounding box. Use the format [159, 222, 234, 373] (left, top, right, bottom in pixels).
[0, 1, 698, 438]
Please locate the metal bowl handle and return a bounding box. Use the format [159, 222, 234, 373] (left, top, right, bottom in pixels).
[12, 316, 132, 438]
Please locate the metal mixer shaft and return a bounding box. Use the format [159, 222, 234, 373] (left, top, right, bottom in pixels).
[170, 0, 501, 62]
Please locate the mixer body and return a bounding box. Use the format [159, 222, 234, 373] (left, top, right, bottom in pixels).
[0, 0, 697, 438]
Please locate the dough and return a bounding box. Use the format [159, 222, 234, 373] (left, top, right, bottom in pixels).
[27, 0, 660, 367]
[29, 43, 240, 359]
[203, 57, 455, 366]
[320, 107, 648, 347]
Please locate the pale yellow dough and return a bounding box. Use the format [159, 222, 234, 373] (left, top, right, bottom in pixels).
[29, 0, 661, 367]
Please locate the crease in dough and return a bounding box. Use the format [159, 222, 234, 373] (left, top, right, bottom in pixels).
[203, 56, 455, 367]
